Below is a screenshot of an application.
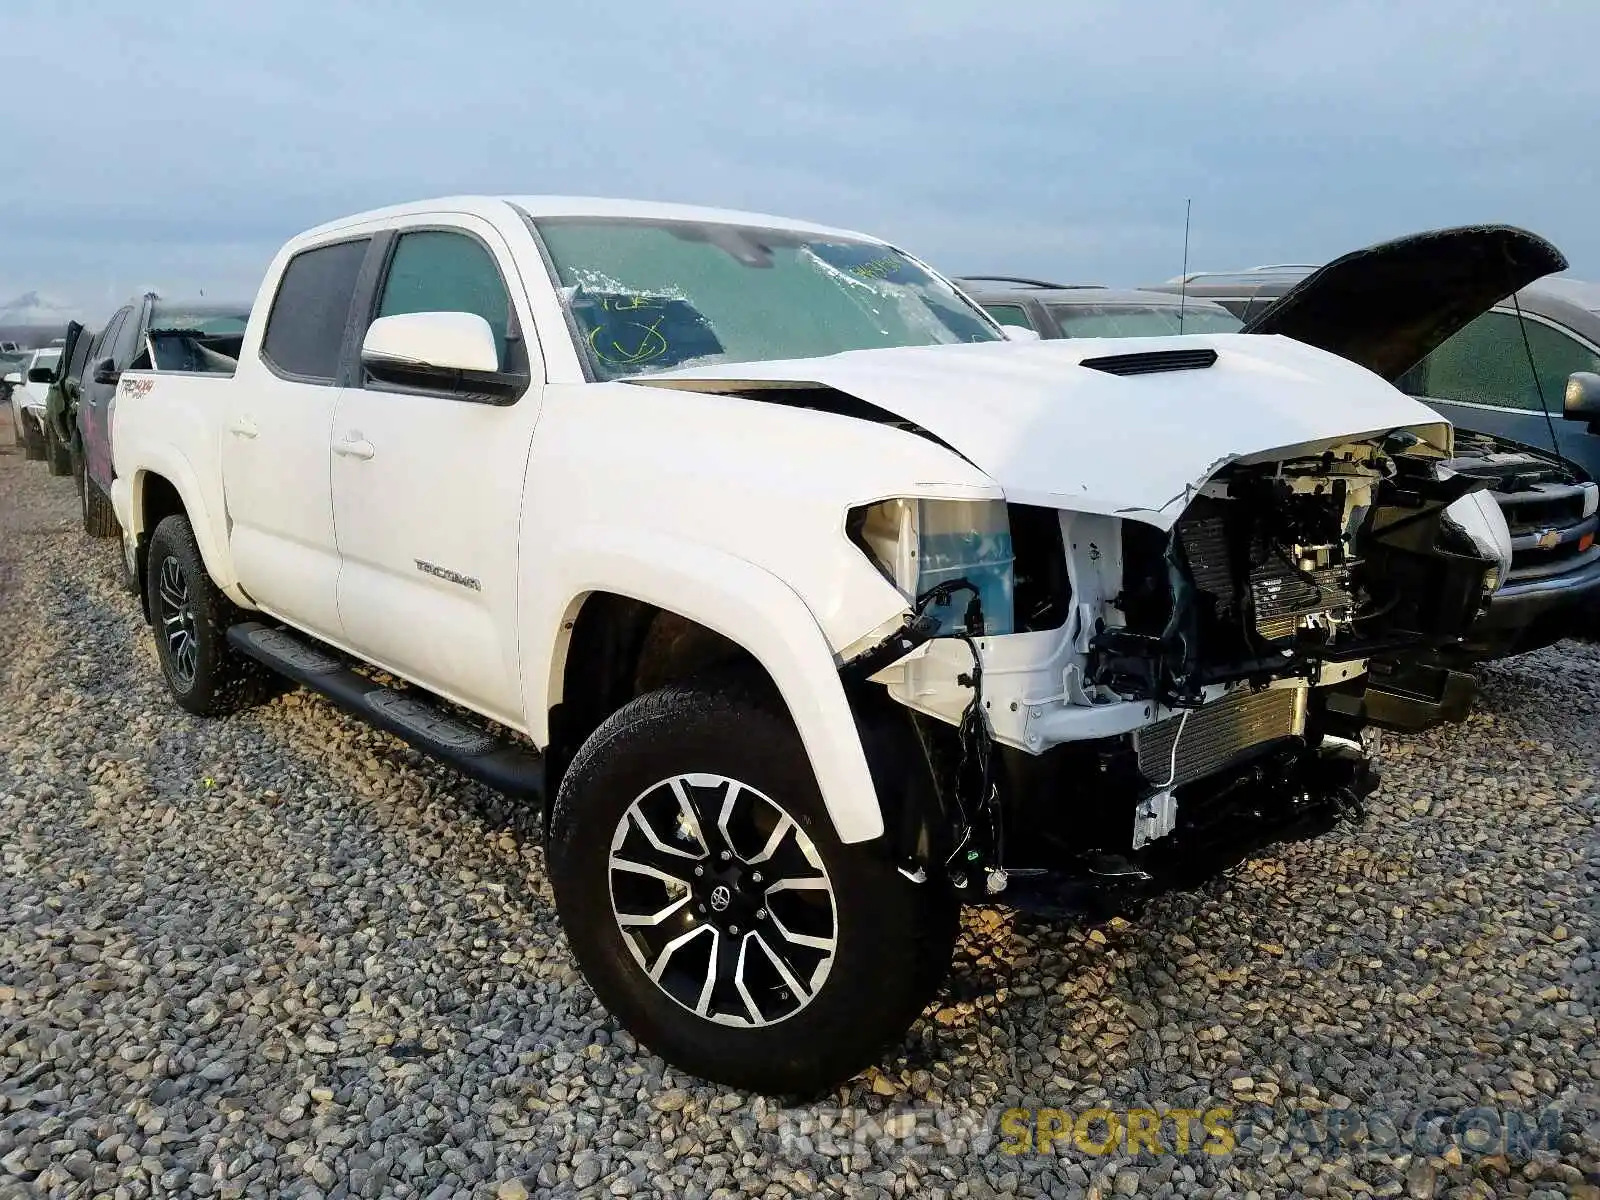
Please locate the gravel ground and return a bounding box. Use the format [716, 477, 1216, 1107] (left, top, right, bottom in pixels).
[1, 423, 1597, 1200]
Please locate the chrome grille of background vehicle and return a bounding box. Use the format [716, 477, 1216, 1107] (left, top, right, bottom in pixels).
[1495, 482, 1598, 582]
[1135, 685, 1307, 790]
[1497, 483, 1588, 535]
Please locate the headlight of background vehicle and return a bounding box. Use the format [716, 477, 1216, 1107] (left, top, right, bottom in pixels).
[847, 498, 1015, 636]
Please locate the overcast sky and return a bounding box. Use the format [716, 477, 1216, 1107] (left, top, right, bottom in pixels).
[2, 0, 1596, 322]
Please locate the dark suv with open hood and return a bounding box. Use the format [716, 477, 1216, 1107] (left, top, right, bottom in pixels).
[960, 227, 1597, 724]
[1140, 241, 1599, 657]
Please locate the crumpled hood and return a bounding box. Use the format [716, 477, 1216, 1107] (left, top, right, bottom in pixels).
[634, 334, 1452, 528]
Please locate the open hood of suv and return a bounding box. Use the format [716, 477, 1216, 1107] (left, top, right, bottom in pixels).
[633, 335, 1452, 526]
[1240, 225, 1568, 382]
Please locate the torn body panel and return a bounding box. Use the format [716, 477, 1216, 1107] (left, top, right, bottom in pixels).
[840, 429, 1504, 904]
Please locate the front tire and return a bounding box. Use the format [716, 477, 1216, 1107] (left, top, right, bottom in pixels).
[548, 674, 957, 1095]
[146, 514, 249, 716]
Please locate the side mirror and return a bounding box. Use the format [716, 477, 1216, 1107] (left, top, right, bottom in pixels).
[92, 357, 120, 386]
[1, 372, 19, 385]
[1002, 324, 1042, 342]
[1564, 371, 1600, 422]
[361, 311, 524, 402]
[362, 311, 500, 374]
[27, 366, 56, 385]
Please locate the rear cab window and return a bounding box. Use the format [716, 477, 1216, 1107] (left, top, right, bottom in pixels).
[261, 239, 372, 382]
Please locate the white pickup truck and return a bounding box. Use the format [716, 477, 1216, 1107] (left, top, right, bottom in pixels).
[110, 196, 1534, 1093]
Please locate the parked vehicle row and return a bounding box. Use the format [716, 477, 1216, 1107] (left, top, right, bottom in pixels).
[96, 197, 1563, 1094]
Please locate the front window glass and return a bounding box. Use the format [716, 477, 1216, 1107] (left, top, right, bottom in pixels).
[533, 217, 1001, 380]
[377, 230, 513, 369]
[1048, 303, 1243, 339]
[1404, 310, 1600, 412]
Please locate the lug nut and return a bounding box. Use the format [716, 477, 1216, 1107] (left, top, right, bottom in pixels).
[756, 909, 767, 920]
[693, 865, 704, 876]
[697, 904, 706, 913]
[719, 850, 732, 861]
[751, 871, 763, 883]
[729, 925, 740, 935]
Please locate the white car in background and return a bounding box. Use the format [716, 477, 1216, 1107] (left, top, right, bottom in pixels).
[6, 345, 60, 461]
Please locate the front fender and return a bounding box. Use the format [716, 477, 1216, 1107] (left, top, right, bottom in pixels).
[522, 528, 888, 844]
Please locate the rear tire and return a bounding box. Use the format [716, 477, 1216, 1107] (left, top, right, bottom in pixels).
[19, 410, 44, 461]
[548, 673, 958, 1095]
[80, 465, 119, 537]
[44, 421, 71, 476]
[146, 514, 250, 716]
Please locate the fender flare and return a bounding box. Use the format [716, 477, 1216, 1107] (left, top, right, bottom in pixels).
[120, 452, 239, 596]
[523, 528, 887, 844]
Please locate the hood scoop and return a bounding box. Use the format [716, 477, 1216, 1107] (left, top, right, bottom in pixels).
[1080, 347, 1218, 376]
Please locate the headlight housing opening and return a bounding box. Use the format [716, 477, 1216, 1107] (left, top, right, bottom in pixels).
[846, 498, 1016, 636]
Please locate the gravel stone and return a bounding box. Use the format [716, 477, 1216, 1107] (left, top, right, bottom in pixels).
[1, 423, 1597, 1197]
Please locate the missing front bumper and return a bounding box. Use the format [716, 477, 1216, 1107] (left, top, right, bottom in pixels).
[984, 730, 1378, 915]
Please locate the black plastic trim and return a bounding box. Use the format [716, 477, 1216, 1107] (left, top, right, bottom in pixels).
[227, 621, 545, 802]
[1080, 348, 1219, 376]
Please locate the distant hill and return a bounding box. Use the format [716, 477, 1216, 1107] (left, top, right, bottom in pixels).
[0, 292, 81, 348]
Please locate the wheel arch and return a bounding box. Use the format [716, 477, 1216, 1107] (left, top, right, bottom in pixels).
[124, 457, 238, 617]
[524, 531, 890, 845]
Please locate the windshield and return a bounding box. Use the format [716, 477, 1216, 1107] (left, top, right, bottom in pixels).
[532, 216, 1002, 380]
[1049, 303, 1243, 339]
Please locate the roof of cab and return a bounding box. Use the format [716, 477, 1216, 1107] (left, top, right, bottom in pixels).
[294, 195, 885, 246]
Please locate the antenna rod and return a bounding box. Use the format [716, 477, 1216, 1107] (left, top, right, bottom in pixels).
[1178, 198, 1192, 333]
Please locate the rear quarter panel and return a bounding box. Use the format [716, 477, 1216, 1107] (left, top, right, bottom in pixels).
[110, 372, 241, 596]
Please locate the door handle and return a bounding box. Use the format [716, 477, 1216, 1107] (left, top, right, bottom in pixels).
[334, 434, 375, 461]
[228, 417, 259, 439]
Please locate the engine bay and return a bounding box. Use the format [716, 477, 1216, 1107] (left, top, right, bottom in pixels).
[1087, 442, 1502, 709]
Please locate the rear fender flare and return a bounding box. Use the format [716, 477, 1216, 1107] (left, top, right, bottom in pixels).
[122, 454, 240, 600]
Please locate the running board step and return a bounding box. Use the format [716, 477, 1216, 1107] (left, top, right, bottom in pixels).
[227, 621, 544, 802]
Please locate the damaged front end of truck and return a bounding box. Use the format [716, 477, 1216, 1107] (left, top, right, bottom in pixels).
[638, 224, 1561, 916]
[837, 431, 1507, 916]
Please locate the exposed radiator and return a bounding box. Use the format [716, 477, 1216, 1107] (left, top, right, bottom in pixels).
[1177, 510, 1351, 643]
[1251, 560, 1352, 641]
[1135, 685, 1308, 789]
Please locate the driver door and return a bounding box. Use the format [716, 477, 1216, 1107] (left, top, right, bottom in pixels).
[330, 218, 544, 725]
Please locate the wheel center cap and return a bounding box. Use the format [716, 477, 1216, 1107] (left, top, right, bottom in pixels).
[708, 884, 732, 912]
